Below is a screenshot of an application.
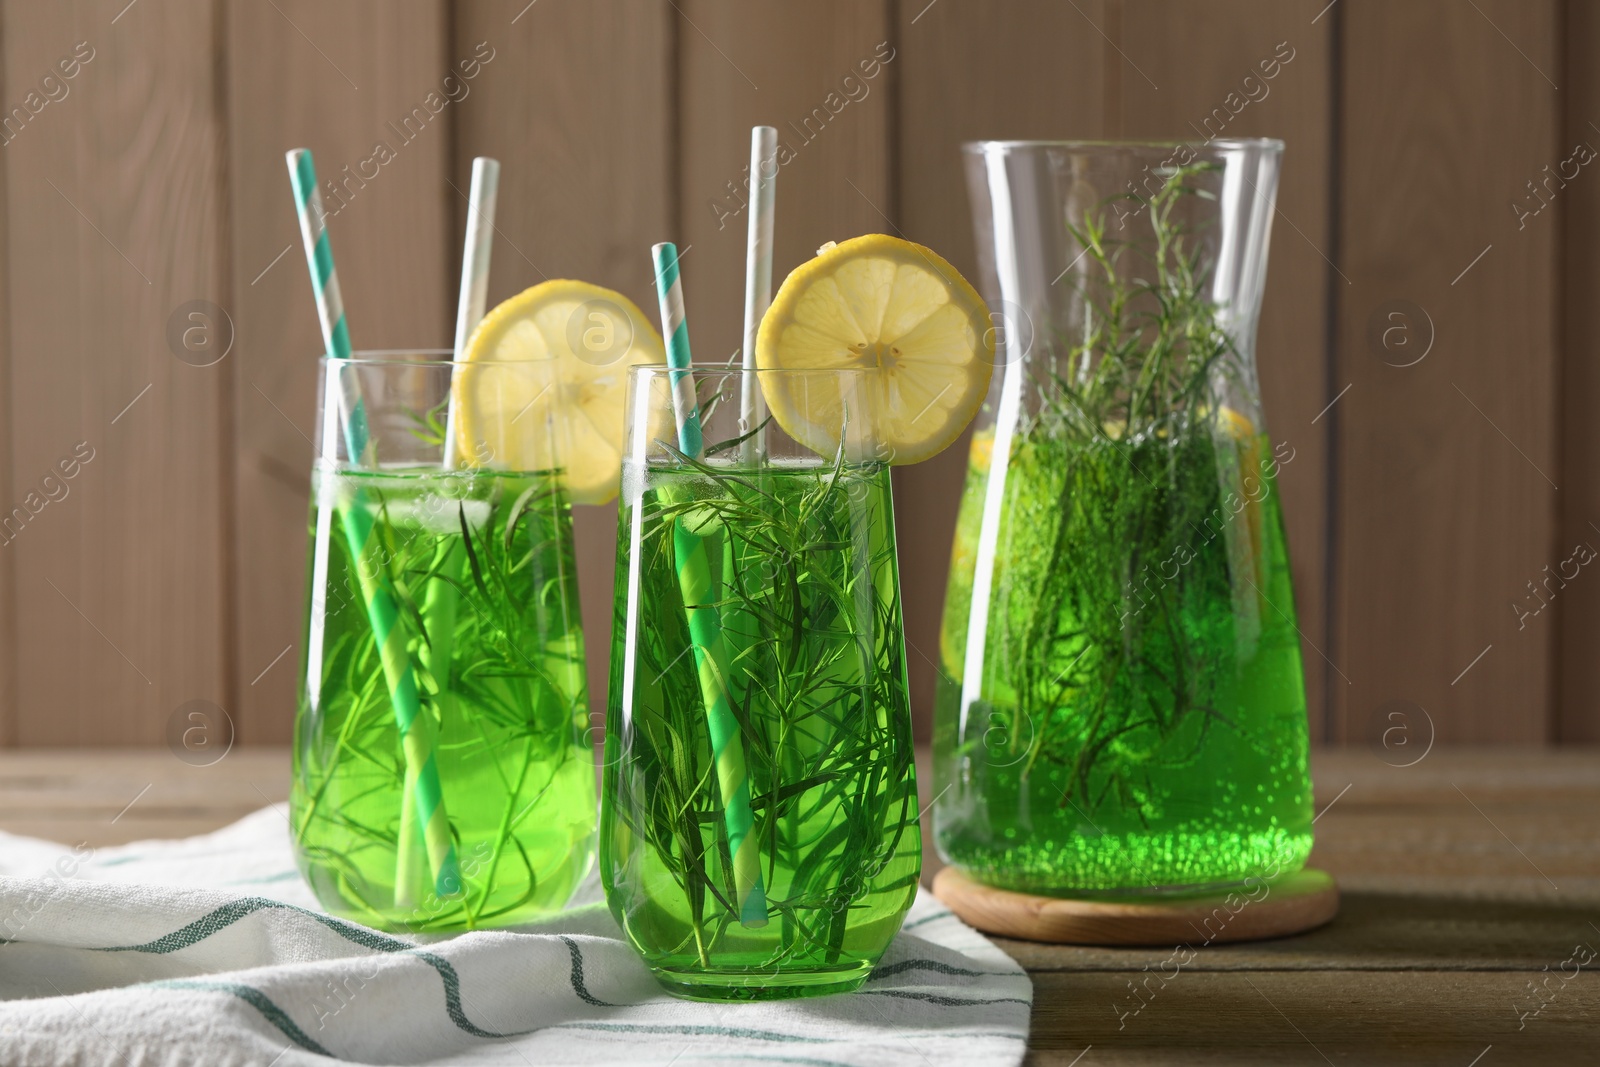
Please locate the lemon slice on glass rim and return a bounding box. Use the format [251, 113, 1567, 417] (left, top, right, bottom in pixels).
[453, 280, 664, 504]
[755, 234, 994, 465]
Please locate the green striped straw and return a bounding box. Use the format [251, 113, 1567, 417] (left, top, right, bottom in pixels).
[287, 148, 462, 902]
[651, 242, 769, 928]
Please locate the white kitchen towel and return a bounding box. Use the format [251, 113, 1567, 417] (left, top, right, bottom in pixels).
[0, 806, 1030, 1066]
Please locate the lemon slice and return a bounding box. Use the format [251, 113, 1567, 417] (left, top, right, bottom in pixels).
[755, 234, 994, 464]
[455, 280, 663, 504]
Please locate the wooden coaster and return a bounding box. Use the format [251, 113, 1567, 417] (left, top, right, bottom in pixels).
[932, 866, 1339, 946]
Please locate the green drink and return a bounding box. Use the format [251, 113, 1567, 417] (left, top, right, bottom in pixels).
[935, 424, 1313, 892]
[602, 451, 920, 1000]
[937, 140, 1314, 895]
[293, 466, 593, 931]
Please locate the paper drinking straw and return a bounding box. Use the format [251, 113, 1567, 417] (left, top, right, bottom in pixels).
[287, 148, 463, 902]
[738, 126, 777, 467]
[651, 242, 770, 928]
[398, 157, 501, 907]
[442, 156, 500, 469]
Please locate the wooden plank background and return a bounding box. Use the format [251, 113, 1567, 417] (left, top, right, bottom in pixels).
[1335, 1, 1561, 744]
[228, 0, 455, 744]
[1560, 0, 1600, 745]
[3, 0, 232, 745]
[450, 0, 673, 738]
[0, 0, 1590, 747]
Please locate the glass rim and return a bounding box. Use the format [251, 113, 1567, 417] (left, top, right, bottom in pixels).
[320, 349, 558, 367]
[627, 363, 881, 379]
[964, 137, 1284, 153]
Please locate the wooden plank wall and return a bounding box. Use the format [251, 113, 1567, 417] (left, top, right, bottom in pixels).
[1334, 1, 1560, 744]
[0, 4, 12, 747]
[228, 0, 454, 744]
[1561, 0, 1600, 744]
[450, 0, 673, 732]
[0, 0, 1591, 746]
[3, 0, 232, 745]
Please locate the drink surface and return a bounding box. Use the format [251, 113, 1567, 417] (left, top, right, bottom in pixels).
[292, 467, 593, 931]
[935, 425, 1314, 893]
[603, 461, 920, 999]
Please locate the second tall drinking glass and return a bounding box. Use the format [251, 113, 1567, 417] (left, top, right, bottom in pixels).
[602, 366, 921, 1001]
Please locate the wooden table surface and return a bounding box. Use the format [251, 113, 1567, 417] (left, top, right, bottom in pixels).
[2, 746, 1597, 1063]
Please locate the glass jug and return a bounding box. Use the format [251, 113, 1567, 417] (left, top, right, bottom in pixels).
[934, 140, 1314, 894]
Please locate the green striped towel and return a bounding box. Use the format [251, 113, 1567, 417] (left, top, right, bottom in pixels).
[0, 806, 1031, 1065]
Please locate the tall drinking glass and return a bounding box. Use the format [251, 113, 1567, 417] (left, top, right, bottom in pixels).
[292, 351, 594, 932]
[602, 366, 920, 1000]
[935, 140, 1314, 894]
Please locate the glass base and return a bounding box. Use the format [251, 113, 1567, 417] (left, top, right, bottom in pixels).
[961, 868, 1270, 900]
[650, 963, 873, 1002]
[937, 829, 1313, 898]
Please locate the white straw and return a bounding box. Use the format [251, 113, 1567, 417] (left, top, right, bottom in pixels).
[442, 157, 501, 469]
[738, 126, 777, 465]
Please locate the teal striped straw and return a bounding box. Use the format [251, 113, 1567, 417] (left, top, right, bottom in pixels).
[653, 244, 703, 457]
[287, 148, 462, 902]
[651, 242, 769, 928]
